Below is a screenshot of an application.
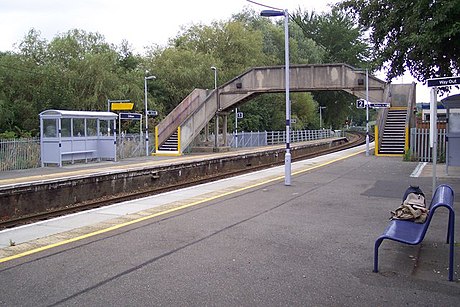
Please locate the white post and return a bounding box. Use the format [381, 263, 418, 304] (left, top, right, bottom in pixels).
[430, 87, 438, 192]
[144, 75, 156, 156]
[235, 107, 238, 148]
[365, 69, 370, 156]
[212, 67, 219, 148]
[283, 9, 291, 186]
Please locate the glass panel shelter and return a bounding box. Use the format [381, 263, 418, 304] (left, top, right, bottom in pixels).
[441, 94, 460, 173]
[39, 110, 118, 167]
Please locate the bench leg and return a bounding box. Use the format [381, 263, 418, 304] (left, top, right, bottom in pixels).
[448, 211, 455, 281]
[374, 238, 384, 273]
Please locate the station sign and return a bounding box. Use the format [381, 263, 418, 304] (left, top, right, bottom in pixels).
[369, 102, 390, 108]
[427, 76, 460, 87]
[147, 110, 159, 117]
[356, 99, 366, 109]
[119, 113, 142, 120]
[111, 102, 134, 111]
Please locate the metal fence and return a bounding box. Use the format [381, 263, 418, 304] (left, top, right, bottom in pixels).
[227, 129, 339, 148]
[409, 128, 446, 162]
[116, 133, 149, 159]
[1, 129, 339, 171]
[0, 133, 155, 171]
[0, 138, 41, 171]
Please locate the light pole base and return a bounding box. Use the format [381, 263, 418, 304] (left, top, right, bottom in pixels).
[365, 135, 370, 156]
[285, 151, 291, 186]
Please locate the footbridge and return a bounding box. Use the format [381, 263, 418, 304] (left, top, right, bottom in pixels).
[154, 63, 415, 155]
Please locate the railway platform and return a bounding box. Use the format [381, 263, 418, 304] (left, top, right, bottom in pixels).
[0, 143, 459, 306]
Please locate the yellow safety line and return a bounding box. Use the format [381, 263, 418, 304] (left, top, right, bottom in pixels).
[0, 148, 364, 264]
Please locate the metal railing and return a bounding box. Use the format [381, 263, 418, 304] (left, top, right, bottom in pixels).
[0, 138, 41, 171]
[227, 129, 339, 148]
[117, 133, 146, 159]
[1, 129, 340, 171]
[409, 128, 446, 162]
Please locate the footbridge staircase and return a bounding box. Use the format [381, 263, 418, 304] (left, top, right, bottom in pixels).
[154, 63, 415, 155]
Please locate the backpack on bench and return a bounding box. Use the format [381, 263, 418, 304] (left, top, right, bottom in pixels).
[390, 186, 428, 223]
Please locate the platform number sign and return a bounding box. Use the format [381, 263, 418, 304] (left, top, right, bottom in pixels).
[237, 112, 244, 119]
[356, 99, 366, 109]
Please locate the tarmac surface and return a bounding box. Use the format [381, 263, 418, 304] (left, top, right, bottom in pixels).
[0, 145, 459, 306]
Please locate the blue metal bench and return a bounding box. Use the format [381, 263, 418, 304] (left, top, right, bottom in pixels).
[373, 184, 456, 281]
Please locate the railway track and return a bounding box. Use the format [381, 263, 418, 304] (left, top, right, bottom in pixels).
[0, 132, 367, 229]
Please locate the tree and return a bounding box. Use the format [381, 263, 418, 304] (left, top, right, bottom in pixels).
[291, 7, 370, 68]
[339, 0, 460, 82]
[144, 46, 218, 114]
[172, 20, 270, 80]
[291, 8, 372, 129]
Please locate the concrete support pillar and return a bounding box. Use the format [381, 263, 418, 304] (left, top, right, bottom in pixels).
[214, 115, 219, 147]
[205, 123, 209, 142]
[223, 114, 228, 146]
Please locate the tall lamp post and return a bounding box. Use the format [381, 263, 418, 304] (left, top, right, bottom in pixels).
[211, 66, 219, 148]
[144, 75, 156, 156]
[365, 69, 369, 156]
[261, 8, 291, 186]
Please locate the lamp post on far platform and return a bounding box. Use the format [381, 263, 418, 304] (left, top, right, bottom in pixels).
[144, 75, 156, 156]
[261, 8, 291, 186]
[211, 66, 219, 148]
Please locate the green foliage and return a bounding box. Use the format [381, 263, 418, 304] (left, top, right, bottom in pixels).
[0, 6, 373, 135]
[339, 0, 460, 82]
[291, 7, 370, 67]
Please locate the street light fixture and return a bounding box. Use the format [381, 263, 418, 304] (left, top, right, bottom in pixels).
[261, 8, 291, 186]
[144, 75, 156, 156]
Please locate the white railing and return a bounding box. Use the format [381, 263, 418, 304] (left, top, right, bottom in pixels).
[227, 129, 339, 148]
[1, 130, 340, 171]
[409, 128, 446, 162]
[116, 133, 147, 159]
[0, 138, 41, 171]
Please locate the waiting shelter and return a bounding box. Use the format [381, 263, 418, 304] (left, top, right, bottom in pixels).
[441, 94, 460, 172]
[39, 110, 118, 167]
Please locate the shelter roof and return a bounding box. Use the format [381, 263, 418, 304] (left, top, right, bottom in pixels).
[442, 94, 460, 109]
[39, 110, 118, 118]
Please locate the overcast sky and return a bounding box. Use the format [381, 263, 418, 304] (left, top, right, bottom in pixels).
[0, 0, 455, 102]
[0, 0, 337, 53]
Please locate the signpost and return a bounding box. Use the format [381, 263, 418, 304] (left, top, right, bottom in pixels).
[118, 113, 142, 145]
[427, 75, 460, 192]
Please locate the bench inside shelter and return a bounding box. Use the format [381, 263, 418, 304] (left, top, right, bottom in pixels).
[39, 110, 118, 167]
[373, 184, 456, 281]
